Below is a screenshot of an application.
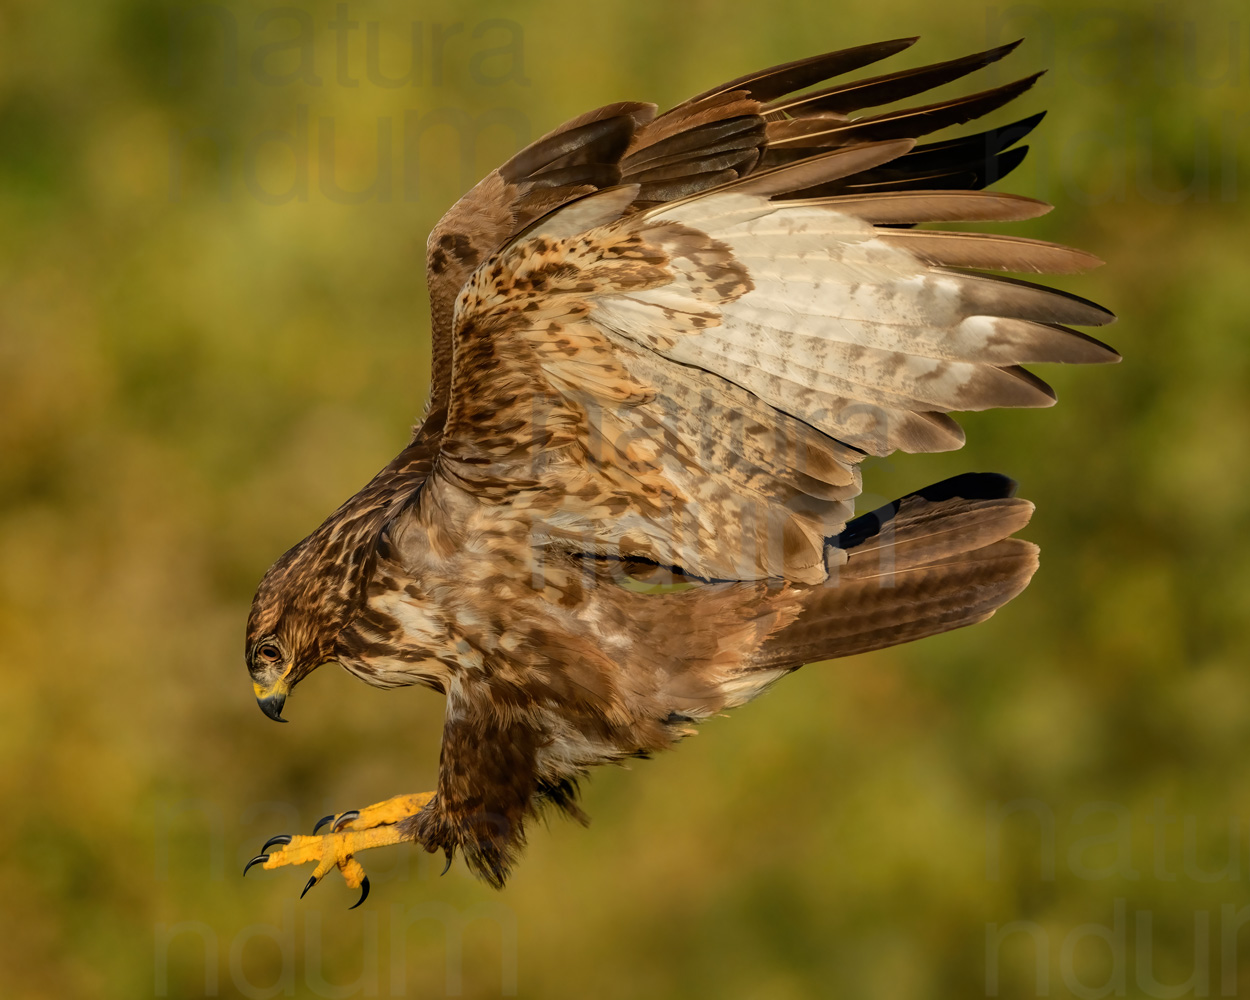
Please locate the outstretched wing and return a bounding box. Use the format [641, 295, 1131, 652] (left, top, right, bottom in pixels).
[412, 43, 1116, 585]
[420, 38, 1049, 419]
[416, 171, 1113, 584]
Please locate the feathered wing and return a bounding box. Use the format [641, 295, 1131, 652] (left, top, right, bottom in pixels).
[419, 38, 1055, 422]
[416, 144, 1113, 583]
[408, 41, 1114, 584]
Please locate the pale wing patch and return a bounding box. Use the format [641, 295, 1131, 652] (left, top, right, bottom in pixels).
[592, 191, 1113, 456]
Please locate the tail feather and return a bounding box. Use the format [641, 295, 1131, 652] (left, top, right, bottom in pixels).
[754, 473, 1039, 670]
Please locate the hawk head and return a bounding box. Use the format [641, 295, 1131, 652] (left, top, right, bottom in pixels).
[245, 524, 373, 722]
[244, 417, 444, 720]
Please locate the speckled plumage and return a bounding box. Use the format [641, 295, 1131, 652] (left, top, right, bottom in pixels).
[245, 38, 1115, 890]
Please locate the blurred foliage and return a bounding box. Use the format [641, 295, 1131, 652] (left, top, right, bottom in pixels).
[2, 0, 1249, 997]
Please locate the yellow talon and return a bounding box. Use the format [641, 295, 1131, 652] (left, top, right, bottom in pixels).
[247, 792, 435, 906]
[251, 827, 406, 906]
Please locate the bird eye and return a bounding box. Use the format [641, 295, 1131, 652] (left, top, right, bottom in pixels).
[256, 643, 282, 664]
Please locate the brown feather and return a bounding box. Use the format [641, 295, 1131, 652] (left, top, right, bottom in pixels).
[684, 37, 919, 104]
[797, 190, 1051, 223]
[766, 40, 1022, 115]
[754, 482, 1040, 670]
[875, 229, 1103, 273]
[769, 74, 1045, 147]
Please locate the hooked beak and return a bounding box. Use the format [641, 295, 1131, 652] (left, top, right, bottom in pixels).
[253, 677, 290, 723]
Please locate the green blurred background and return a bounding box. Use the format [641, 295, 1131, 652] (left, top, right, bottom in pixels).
[3, 0, 1249, 997]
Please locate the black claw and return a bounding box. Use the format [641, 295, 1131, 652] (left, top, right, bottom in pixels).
[300, 875, 318, 899]
[313, 814, 335, 835]
[350, 875, 371, 910]
[332, 810, 360, 833]
[440, 853, 453, 877]
[243, 854, 269, 876]
[261, 834, 292, 852]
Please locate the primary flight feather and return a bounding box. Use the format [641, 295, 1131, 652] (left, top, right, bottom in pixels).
[242, 37, 1116, 902]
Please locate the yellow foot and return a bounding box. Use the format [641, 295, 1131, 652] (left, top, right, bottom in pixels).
[244, 792, 433, 908]
[312, 791, 435, 835]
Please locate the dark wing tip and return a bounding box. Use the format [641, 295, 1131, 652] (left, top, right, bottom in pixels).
[913, 472, 1020, 503]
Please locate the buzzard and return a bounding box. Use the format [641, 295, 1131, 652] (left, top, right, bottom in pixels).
[243, 38, 1115, 905]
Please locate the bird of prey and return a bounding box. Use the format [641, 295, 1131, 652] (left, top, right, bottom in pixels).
[243, 37, 1115, 906]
